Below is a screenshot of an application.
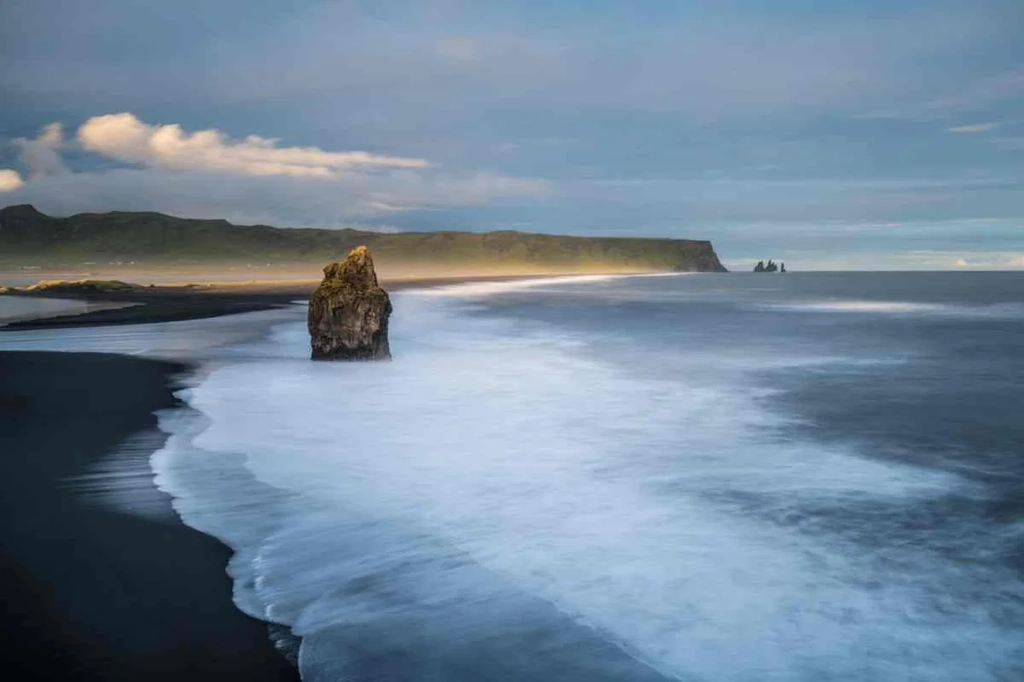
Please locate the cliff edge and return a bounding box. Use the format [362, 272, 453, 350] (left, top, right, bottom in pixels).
[0, 205, 728, 273]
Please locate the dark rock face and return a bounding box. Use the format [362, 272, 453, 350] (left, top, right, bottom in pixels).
[753, 259, 783, 273]
[308, 246, 392, 360]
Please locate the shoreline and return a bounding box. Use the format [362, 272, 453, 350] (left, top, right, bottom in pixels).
[0, 351, 299, 681]
[0, 269, 690, 680]
[0, 300, 139, 327]
[0, 271, 676, 330]
[0, 272, 629, 679]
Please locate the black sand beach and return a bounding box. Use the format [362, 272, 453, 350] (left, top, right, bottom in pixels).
[0, 274, 535, 330]
[0, 271, 610, 680]
[0, 272, 549, 681]
[0, 352, 299, 681]
[1, 284, 310, 329]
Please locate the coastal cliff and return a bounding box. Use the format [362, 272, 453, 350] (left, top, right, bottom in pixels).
[0, 205, 728, 274]
[308, 247, 392, 361]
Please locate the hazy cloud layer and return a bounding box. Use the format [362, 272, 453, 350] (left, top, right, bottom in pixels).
[946, 122, 1000, 133]
[3, 167, 549, 226]
[13, 123, 68, 178]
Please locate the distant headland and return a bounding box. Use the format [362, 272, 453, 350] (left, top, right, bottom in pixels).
[0, 204, 728, 276]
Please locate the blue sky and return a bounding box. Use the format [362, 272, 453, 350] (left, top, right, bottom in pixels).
[1, 0, 1022, 269]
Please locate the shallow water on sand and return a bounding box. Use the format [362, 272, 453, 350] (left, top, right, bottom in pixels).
[0, 295, 136, 325]
[6, 272, 1023, 681]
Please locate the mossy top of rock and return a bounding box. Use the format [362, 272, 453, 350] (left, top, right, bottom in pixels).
[314, 246, 384, 299]
[324, 245, 375, 281]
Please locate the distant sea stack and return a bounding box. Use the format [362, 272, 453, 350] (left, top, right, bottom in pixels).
[308, 246, 392, 361]
[753, 260, 785, 273]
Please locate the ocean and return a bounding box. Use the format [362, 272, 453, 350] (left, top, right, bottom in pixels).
[3, 272, 1023, 681]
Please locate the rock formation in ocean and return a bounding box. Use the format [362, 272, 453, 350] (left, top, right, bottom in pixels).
[753, 259, 783, 273]
[308, 246, 392, 360]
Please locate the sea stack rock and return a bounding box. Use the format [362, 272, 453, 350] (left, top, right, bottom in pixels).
[308, 246, 392, 360]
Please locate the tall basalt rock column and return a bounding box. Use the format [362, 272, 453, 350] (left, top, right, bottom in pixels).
[308, 246, 392, 360]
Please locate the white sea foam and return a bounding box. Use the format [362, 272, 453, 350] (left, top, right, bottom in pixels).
[754, 299, 1024, 318]
[409, 272, 692, 297]
[150, 291, 1020, 681]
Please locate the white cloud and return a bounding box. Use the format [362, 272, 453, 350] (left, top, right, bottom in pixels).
[953, 257, 970, 267]
[1005, 255, 1024, 268]
[946, 122, 999, 133]
[77, 113, 430, 178]
[13, 123, 69, 178]
[0, 169, 25, 192]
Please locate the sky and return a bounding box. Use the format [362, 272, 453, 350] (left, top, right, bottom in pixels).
[1, 0, 1022, 270]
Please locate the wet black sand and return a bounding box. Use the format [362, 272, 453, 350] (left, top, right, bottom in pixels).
[1, 275, 534, 330]
[0, 351, 299, 681]
[2, 284, 311, 329]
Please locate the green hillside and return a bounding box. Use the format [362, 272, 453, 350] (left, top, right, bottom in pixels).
[0, 204, 727, 273]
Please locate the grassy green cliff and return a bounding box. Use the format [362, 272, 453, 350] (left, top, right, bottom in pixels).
[0, 204, 727, 274]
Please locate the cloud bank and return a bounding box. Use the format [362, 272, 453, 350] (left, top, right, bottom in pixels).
[1, 112, 550, 224]
[77, 113, 429, 178]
